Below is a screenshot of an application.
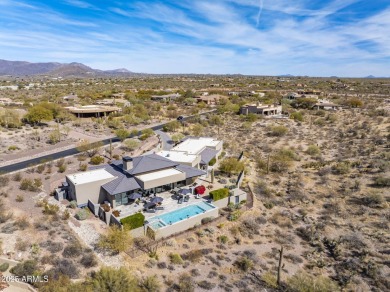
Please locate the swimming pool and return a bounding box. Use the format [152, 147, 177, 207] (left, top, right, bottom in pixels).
[148, 201, 215, 229]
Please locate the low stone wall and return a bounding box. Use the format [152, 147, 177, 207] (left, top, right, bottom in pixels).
[152, 207, 219, 240]
[87, 199, 100, 217]
[212, 197, 230, 208]
[130, 226, 145, 238]
[110, 214, 122, 228]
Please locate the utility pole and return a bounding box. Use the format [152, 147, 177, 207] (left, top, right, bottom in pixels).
[277, 245, 284, 286]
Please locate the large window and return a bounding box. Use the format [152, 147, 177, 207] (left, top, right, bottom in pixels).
[176, 180, 186, 188]
[115, 193, 128, 206]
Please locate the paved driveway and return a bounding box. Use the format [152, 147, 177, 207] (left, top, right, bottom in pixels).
[155, 130, 173, 150]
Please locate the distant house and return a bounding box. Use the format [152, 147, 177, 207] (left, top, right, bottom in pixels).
[64, 105, 121, 118]
[196, 94, 227, 105]
[62, 94, 78, 102]
[240, 103, 282, 116]
[312, 102, 343, 111]
[151, 93, 181, 101]
[156, 137, 223, 169]
[58, 154, 206, 207]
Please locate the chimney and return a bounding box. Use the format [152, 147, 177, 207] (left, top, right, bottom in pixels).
[122, 156, 133, 171]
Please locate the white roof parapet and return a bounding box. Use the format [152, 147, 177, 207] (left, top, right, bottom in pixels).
[67, 169, 115, 185]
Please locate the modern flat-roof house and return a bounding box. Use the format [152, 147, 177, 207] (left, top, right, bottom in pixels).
[196, 94, 227, 105]
[60, 154, 206, 207]
[240, 103, 282, 116]
[313, 102, 343, 111]
[151, 93, 181, 101]
[65, 105, 121, 118]
[156, 137, 223, 169]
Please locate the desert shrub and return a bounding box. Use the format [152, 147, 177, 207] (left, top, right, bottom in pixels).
[98, 225, 132, 254]
[169, 253, 184, 265]
[313, 118, 326, 126]
[218, 157, 245, 175]
[362, 192, 385, 208]
[139, 275, 161, 292]
[58, 164, 67, 173]
[80, 254, 98, 268]
[269, 125, 288, 137]
[306, 145, 321, 156]
[262, 271, 278, 288]
[218, 235, 229, 244]
[15, 240, 29, 251]
[270, 148, 297, 173]
[90, 156, 104, 165]
[15, 194, 24, 202]
[78, 163, 88, 171]
[0, 176, 9, 187]
[75, 208, 89, 220]
[332, 162, 350, 175]
[0, 263, 9, 272]
[15, 216, 30, 229]
[47, 242, 63, 253]
[254, 180, 272, 197]
[201, 217, 213, 224]
[19, 178, 42, 192]
[62, 242, 83, 258]
[287, 270, 339, 292]
[290, 111, 304, 122]
[43, 203, 60, 215]
[13, 173, 22, 181]
[209, 188, 229, 201]
[69, 200, 77, 209]
[372, 176, 390, 187]
[90, 267, 138, 291]
[197, 280, 216, 290]
[234, 256, 253, 272]
[174, 273, 195, 292]
[239, 218, 261, 237]
[10, 260, 40, 278]
[50, 259, 79, 279]
[181, 249, 204, 263]
[120, 212, 145, 230]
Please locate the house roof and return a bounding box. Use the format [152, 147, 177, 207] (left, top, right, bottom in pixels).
[88, 154, 204, 195]
[125, 154, 179, 175]
[176, 164, 206, 178]
[199, 148, 219, 165]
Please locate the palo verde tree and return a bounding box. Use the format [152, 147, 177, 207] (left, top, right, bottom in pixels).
[24, 105, 53, 125]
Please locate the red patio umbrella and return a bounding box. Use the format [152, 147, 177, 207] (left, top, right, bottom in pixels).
[195, 185, 206, 195]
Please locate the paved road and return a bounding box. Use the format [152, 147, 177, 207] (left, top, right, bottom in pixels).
[0, 109, 216, 174]
[155, 130, 173, 151]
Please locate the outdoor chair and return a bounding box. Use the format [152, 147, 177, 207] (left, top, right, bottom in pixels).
[178, 198, 183, 204]
[184, 195, 189, 202]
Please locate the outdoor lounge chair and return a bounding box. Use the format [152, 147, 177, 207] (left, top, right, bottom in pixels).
[178, 198, 183, 204]
[184, 195, 189, 202]
[156, 206, 164, 210]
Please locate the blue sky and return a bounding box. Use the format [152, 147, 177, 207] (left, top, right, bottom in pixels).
[0, 0, 389, 76]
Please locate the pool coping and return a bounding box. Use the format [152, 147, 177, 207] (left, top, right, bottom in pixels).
[146, 201, 217, 230]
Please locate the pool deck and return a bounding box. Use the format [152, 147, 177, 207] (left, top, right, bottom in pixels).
[114, 189, 210, 220]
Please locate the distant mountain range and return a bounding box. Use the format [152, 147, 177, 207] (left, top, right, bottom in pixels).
[0, 59, 135, 77]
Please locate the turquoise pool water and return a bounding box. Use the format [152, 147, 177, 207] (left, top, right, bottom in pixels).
[148, 202, 215, 229]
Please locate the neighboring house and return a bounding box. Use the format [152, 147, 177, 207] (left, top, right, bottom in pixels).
[312, 102, 343, 110]
[240, 103, 282, 116]
[64, 105, 121, 118]
[196, 94, 227, 105]
[151, 93, 181, 101]
[62, 94, 78, 102]
[58, 154, 206, 207]
[156, 137, 223, 169]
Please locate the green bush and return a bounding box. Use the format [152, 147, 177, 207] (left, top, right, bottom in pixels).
[332, 162, 350, 175]
[208, 157, 216, 166]
[76, 209, 89, 220]
[169, 253, 184, 265]
[306, 145, 321, 156]
[69, 200, 77, 209]
[269, 125, 288, 137]
[90, 156, 104, 165]
[120, 212, 145, 230]
[290, 111, 304, 122]
[373, 176, 390, 187]
[0, 263, 9, 272]
[10, 260, 40, 278]
[218, 235, 229, 244]
[287, 271, 339, 292]
[235, 256, 253, 272]
[209, 188, 229, 201]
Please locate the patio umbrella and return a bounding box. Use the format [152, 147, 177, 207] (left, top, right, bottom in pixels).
[144, 202, 156, 209]
[150, 197, 163, 204]
[128, 192, 142, 200]
[178, 188, 191, 195]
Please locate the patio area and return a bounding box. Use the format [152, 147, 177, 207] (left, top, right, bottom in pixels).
[113, 176, 226, 220]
